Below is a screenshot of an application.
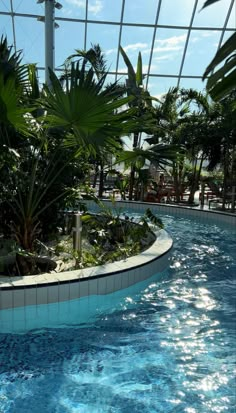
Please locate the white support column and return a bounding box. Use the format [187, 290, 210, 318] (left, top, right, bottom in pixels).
[45, 0, 55, 86]
[231, 185, 235, 212]
[73, 213, 82, 254]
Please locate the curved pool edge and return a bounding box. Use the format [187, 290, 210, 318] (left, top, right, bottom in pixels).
[1, 200, 235, 312]
[88, 199, 236, 225]
[0, 229, 173, 310]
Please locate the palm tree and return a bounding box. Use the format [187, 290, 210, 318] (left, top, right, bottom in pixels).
[147, 87, 217, 203]
[64, 43, 107, 80]
[1, 39, 139, 264]
[119, 46, 156, 200]
[116, 143, 181, 200]
[43, 62, 136, 154]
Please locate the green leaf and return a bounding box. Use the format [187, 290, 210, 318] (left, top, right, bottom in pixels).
[201, 0, 221, 9]
[145, 208, 164, 229]
[206, 55, 236, 89]
[41, 66, 138, 152]
[136, 52, 143, 87]
[119, 46, 136, 85]
[207, 68, 236, 101]
[203, 33, 236, 79]
[116, 143, 180, 170]
[0, 74, 33, 137]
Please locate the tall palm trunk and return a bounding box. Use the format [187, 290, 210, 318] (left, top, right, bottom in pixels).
[92, 163, 99, 188]
[128, 132, 139, 200]
[188, 154, 204, 204]
[98, 162, 104, 198]
[173, 160, 185, 203]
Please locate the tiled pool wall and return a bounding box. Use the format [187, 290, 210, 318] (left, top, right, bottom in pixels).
[86, 199, 236, 227]
[0, 201, 235, 312]
[0, 225, 172, 310]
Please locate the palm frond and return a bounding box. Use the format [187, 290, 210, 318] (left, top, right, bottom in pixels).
[0, 74, 33, 138]
[201, 0, 221, 10]
[40, 66, 138, 152]
[119, 46, 136, 86]
[116, 143, 181, 170]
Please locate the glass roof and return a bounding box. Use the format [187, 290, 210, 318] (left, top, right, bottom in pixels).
[1, 0, 235, 96]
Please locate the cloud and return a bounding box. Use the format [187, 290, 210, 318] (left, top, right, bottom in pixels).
[118, 67, 128, 73]
[106, 42, 148, 57]
[88, 0, 103, 14]
[143, 63, 156, 72]
[65, 0, 85, 8]
[65, 0, 103, 15]
[118, 64, 156, 74]
[156, 34, 187, 46]
[105, 48, 117, 55]
[153, 54, 173, 61]
[123, 43, 148, 53]
[201, 31, 218, 37]
[61, 8, 73, 16]
[153, 34, 187, 53]
[153, 45, 183, 53]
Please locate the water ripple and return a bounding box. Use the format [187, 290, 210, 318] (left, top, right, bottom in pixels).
[0, 215, 235, 412]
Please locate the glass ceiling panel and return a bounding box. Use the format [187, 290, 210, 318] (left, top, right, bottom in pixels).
[55, 21, 85, 67]
[1, 15, 13, 44]
[15, 17, 44, 66]
[88, 0, 123, 22]
[60, 0, 86, 19]
[150, 28, 188, 75]
[221, 29, 235, 47]
[0, 0, 234, 93]
[158, 0, 196, 26]
[0, 1, 10, 11]
[179, 77, 206, 92]
[87, 23, 120, 71]
[104, 74, 118, 87]
[182, 29, 222, 76]
[147, 77, 179, 99]
[118, 26, 154, 74]
[227, 5, 236, 27]
[123, 0, 159, 24]
[13, 0, 44, 14]
[193, 0, 232, 27]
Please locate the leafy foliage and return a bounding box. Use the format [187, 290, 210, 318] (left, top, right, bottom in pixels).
[42, 64, 137, 155]
[202, 1, 236, 101]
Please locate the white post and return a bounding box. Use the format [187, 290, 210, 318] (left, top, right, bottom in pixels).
[45, 0, 54, 86]
[73, 213, 82, 253]
[231, 185, 235, 212]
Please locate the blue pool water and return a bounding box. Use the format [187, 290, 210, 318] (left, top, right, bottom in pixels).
[0, 214, 235, 412]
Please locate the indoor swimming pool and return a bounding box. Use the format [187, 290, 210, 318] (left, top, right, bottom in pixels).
[0, 212, 235, 412]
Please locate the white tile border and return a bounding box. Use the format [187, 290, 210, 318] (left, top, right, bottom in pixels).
[0, 225, 172, 309]
[1, 199, 234, 311]
[91, 199, 236, 225]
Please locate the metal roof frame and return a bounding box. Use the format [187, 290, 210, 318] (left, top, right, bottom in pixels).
[0, 0, 235, 89]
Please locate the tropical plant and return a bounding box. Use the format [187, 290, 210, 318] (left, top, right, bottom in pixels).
[202, 0, 236, 102]
[64, 43, 107, 80]
[119, 46, 156, 199]
[146, 87, 211, 203]
[42, 64, 136, 154]
[114, 176, 130, 200]
[1, 38, 145, 274]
